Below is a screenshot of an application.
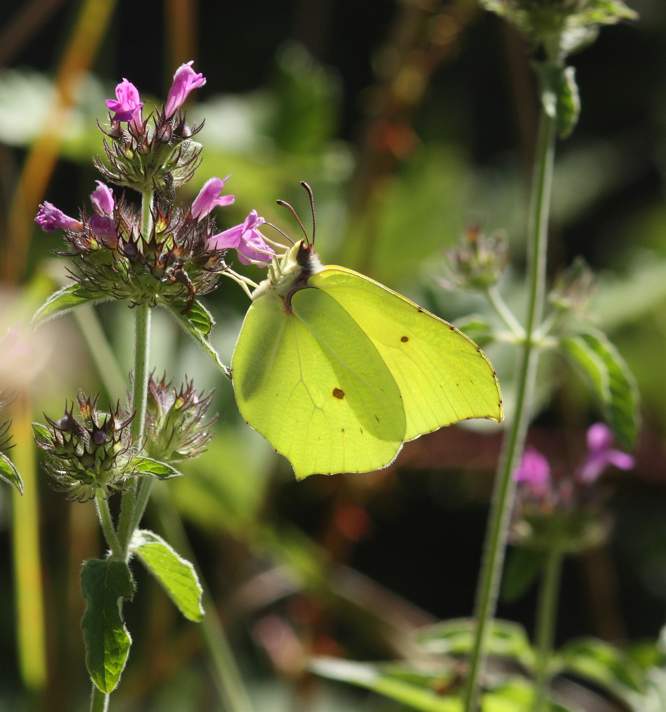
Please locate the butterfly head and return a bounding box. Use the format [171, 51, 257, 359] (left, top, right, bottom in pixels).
[251, 182, 323, 306]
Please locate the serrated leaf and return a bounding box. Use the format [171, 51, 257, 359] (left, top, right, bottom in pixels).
[163, 300, 230, 377]
[416, 618, 535, 670]
[81, 559, 134, 694]
[130, 529, 203, 622]
[0, 451, 23, 494]
[32, 422, 51, 448]
[562, 329, 640, 449]
[32, 283, 106, 327]
[129, 456, 182, 480]
[501, 548, 545, 603]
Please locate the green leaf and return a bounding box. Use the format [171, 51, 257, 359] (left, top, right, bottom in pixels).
[32, 422, 51, 448]
[163, 300, 230, 378]
[536, 63, 581, 139]
[129, 456, 182, 480]
[555, 638, 647, 707]
[501, 548, 545, 603]
[312, 659, 566, 711]
[81, 559, 134, 694]
[562, 329, 640, 449]
[0, 451, 23, 494]
[130, 529, 204, 622]
[310, 658, 461, 712]
[32, 283, 106, 327]
[416, 618, 535, 670]
[455, 315, 494, 347]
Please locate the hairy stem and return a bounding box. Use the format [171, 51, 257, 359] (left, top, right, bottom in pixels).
[532, 550, 563, 712]
[94, 490, 121, 555]
[464, 107, 557, 711]
[90, 685, 109, 712]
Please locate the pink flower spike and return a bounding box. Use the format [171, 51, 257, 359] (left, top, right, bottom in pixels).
[90, 181, 115, 217]
[191, 177, 235, 220]
[578, 422, 635, 484]
[208, 210, 275, 266]
[35, 202, 83, 232]
[514, 447, 551, 497]
[105, 78, 143, 128]
[164, 61, 206, 118]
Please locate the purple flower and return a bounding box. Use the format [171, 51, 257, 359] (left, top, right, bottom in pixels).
[105, 78, 143, 128]
[515, 447, 551, 497]
[191, 177, 235, 220]
[35, 202, 82, 232]
[90, 181, 114, 217]
[164, 61, 206, 119]
[578, 423, 634, 484]
[208, 210, 275, 265]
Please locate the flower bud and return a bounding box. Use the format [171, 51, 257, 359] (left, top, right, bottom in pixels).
[444, 226, 508, 291]
[548, 256, 594, 313]
[34, 395, 134, 501]
[144, 374, 214, 462]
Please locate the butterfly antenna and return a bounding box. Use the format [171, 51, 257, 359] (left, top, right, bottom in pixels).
[276, 199, 310, 245]
[264, 222, 295, 245]
[300, 181, 316, 245]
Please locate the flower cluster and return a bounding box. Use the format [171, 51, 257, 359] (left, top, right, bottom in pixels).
[34, 395, 135, 501]
[144, 374, 214, 463]
[443, 226, 508, 292]
[511, 423, 634, 552]
[480, 0, 636, 56]
[34, 62, 277, 310]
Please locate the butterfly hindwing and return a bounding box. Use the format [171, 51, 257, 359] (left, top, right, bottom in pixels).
[309, 266, 503, 440]
[232, 287, 405, 478]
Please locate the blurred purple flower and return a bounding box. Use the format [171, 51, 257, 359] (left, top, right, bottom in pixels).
[35, 202, 82, 232]
[578, 423, 634, 483]
[191, 177, 235, 220]
[514, 447, 551, 497]
[90, 181, 114, 217]
[105, 78, 143, 128]
[208, 210, 275, 265]
[164, 61, 206, 119]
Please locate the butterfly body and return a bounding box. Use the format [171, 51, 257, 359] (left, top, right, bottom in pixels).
[231, 241, 502, 479]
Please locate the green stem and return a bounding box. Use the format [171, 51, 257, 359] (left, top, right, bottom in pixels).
[464, 108, 557, 712]
[532, 550, 563, 712]
[152, 485, 254, 712]
[484, 285, 525, 339]
[90, 685, 109, 712]
[94, 490, 121, 555]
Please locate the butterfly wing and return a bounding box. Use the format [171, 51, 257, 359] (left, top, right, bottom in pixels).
[310, 266, 503, 440]
[231, 287, 406, 478]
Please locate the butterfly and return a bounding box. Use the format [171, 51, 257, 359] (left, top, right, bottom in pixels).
[230, 185, 502, 479]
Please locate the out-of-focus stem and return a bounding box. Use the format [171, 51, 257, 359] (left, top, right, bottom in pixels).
[10, 394, 47, 690]
[464, 107, 557, 712]
[532, 550, 563, 712]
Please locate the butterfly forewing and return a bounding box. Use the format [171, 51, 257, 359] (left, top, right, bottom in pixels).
[310, 267, 503, 440]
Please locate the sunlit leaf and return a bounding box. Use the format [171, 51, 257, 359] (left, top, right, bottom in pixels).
[0, 451, 23, 494]
[32, 283, 106, 327]
[129, 456, 182, 480]
[130, 529, 203, 622]
[81, 559, 134, 693]
[163, 301, 230, 378]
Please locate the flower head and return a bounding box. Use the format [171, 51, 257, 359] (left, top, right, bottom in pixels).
[34, 395, 135, 501]
[515, 447, 551, 497]
[105, 78, 143, 127]
[90, 181, 115, 217]
[164, 61, 206, 119]
[35, 202, 82, 232]
[578, 423, 634, 484]
[208, 210, 275, 266]
[191, 177, 235, 221]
